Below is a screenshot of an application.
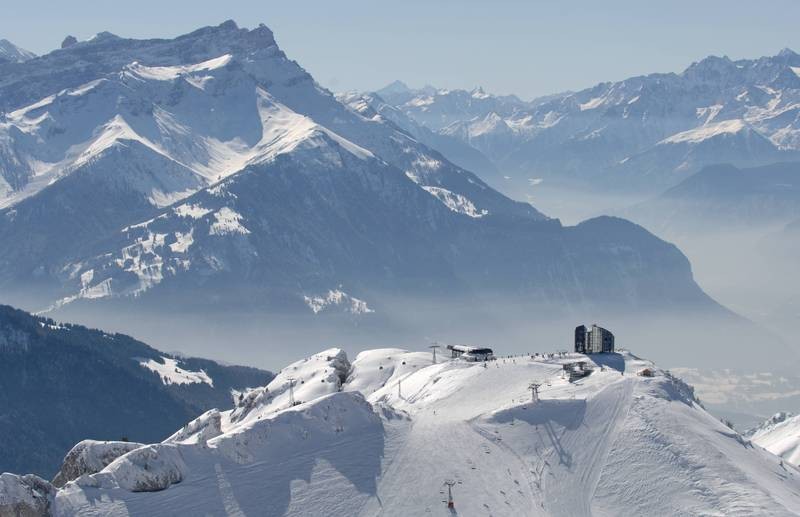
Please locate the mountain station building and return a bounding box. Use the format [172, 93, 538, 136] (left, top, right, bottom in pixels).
[447, 344, 495, 362]
[575, 324, 615, 354]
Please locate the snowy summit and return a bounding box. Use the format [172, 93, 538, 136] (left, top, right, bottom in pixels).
[3, 347, 800, 516]
[0, 39, 36, 64]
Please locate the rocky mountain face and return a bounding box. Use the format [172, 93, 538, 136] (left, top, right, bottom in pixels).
[0, 304, 272, 478]
[3, 348, 800, 516]
[377, 49, 800, 193]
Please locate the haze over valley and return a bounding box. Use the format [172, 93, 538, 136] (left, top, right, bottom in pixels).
[1, 7, 800, 515]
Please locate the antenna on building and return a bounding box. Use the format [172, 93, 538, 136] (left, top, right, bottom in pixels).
[429, 343, 441, 364]
[444, 479, 456, 508]
[528, 381, 542, 403]
[286, 377, 296, 407]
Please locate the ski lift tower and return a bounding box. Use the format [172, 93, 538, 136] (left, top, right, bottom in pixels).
[397, 376, 402, 399]
[429, 343, 441, 364]
[444, 479, 456, 509]
[528, 381, 542, 403]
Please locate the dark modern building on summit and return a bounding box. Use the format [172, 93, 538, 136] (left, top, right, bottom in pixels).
[575, 324, 615, 354]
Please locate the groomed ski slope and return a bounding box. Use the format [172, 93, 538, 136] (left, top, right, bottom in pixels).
[45, 349, 800, 516]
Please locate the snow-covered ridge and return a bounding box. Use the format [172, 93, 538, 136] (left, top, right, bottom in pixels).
[0, 39, 36, 63]
[124, 54, 233, 82]
[303, 289, 374, 315]
[422, 185, 488, 218]
[749, 412, 800, 466]
[0, 53, 375, 210]
[8, 347, 800, 516]
[660, 119, 749, 144]
[373, 48, 800, 189]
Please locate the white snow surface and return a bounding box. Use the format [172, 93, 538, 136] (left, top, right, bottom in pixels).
[139, 356, 213, 387]
[422, 185, 488, 218]
[750, 412, 800, 466]
[661, 119, 749, 144]
[303, 289, 374, 315]
[209, 207, 250, 236]
[23, 347, 800, 516]
[0, 55, 374, 209]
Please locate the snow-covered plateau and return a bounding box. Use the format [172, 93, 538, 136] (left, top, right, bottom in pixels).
[3, 347, 800, 516]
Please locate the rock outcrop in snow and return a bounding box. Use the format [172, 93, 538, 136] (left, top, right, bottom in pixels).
[5, 347, 800, 516]
[0, 473, 54, 517]
[51, 440, 144, 488]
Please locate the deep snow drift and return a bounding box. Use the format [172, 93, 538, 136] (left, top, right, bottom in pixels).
[3, 347, 800, 516]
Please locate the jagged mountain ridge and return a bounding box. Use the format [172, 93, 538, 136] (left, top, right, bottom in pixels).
[0, 304, 272, 478]
[0, 22, 711, 314]
[0, 21, 773, 371]
[4, 347, 800, 516]
[377, 49, 800, 192]
[0, 39, 36, 64]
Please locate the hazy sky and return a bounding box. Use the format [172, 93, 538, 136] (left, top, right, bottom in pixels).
[3, 0, 799, 99]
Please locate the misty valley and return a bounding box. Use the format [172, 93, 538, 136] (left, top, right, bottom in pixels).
[1, 14, 800, 517]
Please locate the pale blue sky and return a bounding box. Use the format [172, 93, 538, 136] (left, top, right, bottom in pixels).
[3, 0, 799, 99]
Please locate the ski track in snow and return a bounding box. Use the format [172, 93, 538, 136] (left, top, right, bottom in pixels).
[21, 350, 800, 516]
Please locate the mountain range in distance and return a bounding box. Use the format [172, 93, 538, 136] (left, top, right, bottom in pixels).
[1, 17, 800, 517]
[0, 21, 776, 370]
[370, 48, 800, 198]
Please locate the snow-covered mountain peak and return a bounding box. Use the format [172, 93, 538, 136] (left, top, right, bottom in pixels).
[10, 347, 800, 516]
[378, 79, 412, 97]
[0, 39, 36, 63]
[227, 348, 350, 429]
[0, 47, 379, 212]
[749, 411, 795, 438]
[371, 48, 800, 192]
[683, 54, 736, 76]
[471, 86, 490, 99]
